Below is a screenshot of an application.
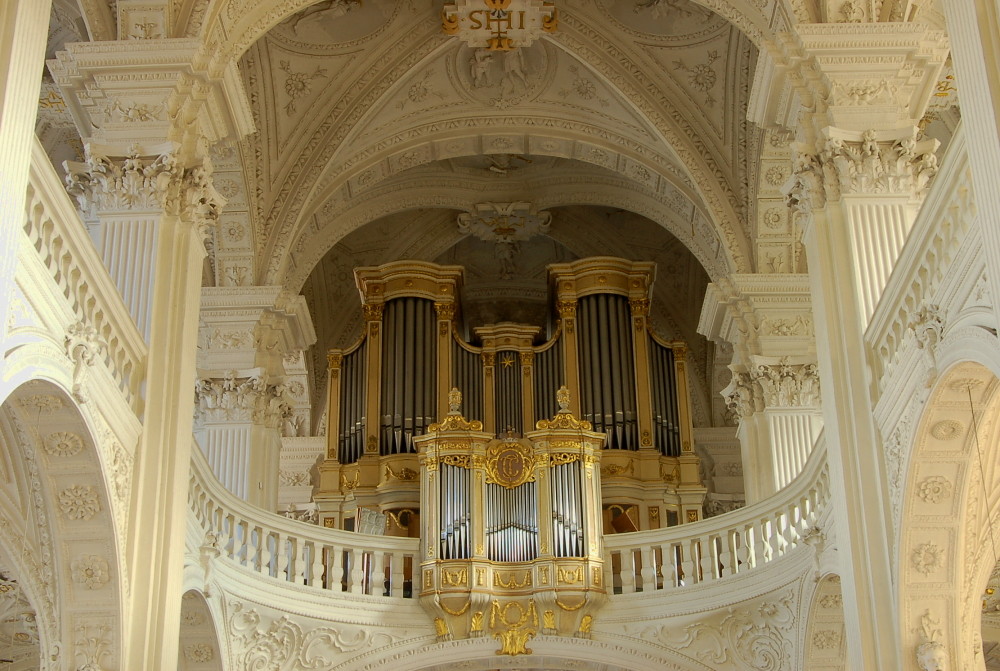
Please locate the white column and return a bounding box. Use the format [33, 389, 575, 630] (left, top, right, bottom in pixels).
[759, 24, 948, 668]
[0, 0, 53, 337]
[699, 274, 819, 503]
[195, 288, 316, 511]
[48, 37, 253, 669]
[941, 0, 1000, 319]
[90, 216, 160, 337]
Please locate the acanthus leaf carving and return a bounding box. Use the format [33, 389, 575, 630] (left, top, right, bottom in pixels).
[195, 371, 292, 429]
[722, 358, 821, 421]
[645, 588, 796, 670]
[787, 130, 941, 218]
[65, 147, 224, 243]
[227, 601, 403, 670]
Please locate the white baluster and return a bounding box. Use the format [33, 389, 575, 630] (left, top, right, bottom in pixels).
[349, 549, 366, 594]
[639, 546, 655, 592]
[390, 551, 404, 597]
[620, 550, 636, 594]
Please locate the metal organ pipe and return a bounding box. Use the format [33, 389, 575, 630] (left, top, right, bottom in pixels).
[533, 342, 561, 423]
[650, 338, 681, 456]
[379, 298, 437, 455]
[452, 341, 484, 423]
[338, 343, 367, 464]
[576, 295, 638, 450]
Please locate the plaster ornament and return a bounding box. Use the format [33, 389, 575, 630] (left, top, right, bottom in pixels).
[65, 321, 104, 403]
[75, 623, 112, 671]
[916, 640, 948, 671]
[764, 165, 788, 186]
[930, 420, 963, 440]
[228, 601, 401, 668]
[457, 202, 552, 280]
[812, 629, 840, 649]
[72, 555, 110, 590]
[195, 371, 292, 428]
[909, 304, 945, 350]
[396, 70, 444, 110]
[911, 542, 944, 574]
[916, 475, 953, 503]
[819, 594, 843, 609]
[838, 0, 866, 22]
[58, 485, 101, 520]
[43, 431, 84, 457]
[184, 643, 214, 662]
[673, 50, 719, 106]
[653, 589, 796, 669]
[279, 60, 328, 116]
[789, 130, 941, 212]
[181, 605, 206, 627]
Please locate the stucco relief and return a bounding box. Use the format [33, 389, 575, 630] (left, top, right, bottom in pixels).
[642, 588, 797, 670]
[227, 601, 404, 669]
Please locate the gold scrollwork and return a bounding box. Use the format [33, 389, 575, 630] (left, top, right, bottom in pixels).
[476, 566, 486, 585]
[601, 461, 634, 477]
[557, 566, 584, 585]
[539, 566, 549, 583]
[592, 567, 602, 586]
[543, 610, 555, 630]
[384, 464, 418, 482]
[471, 611, 484, 632]
[340, 470, 360, 491]
[535, 414, 592, 431]
[434, 617, 449, 637]
[423, 569, 433, 589]
[485, 440, 536, 489]
[441, 454, 471, 468]
[443, 568, 467, 587]
[385, 509, 415, 531]
[494, 571, 532, 589]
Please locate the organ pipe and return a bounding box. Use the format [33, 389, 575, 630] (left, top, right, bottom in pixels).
[315, 258, 705, 536]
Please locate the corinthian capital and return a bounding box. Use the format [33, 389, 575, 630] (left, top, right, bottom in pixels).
[787, 128, 940, 210]
[65, 146, 225, 239]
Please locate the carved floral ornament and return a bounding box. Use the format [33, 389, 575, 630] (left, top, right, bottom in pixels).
[64, 145, 224, 239]
[723, 358, 821, 418]
[194, 370, 293, 428]
[785, 129, 940, 216]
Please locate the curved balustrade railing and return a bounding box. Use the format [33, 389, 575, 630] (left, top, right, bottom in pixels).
[189, 446, 421, 597]
[189, 437, 830, 602]
[24, 139, 146, 413]
[602, 436, 830, 595]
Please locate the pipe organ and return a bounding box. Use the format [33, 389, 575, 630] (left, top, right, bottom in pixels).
[415, 387, 606, 652]
[315, 258, 706, 540]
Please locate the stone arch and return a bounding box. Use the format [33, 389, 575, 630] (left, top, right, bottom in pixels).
[202, 0, 773, 71]
[0, 378, 126, 670]
[178, 589, 226, 671]
[898, 358, 1000, 670]
[801, 573, 846, 669]
[264, 108, 751, 287]
[282, 168, 732, 294]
